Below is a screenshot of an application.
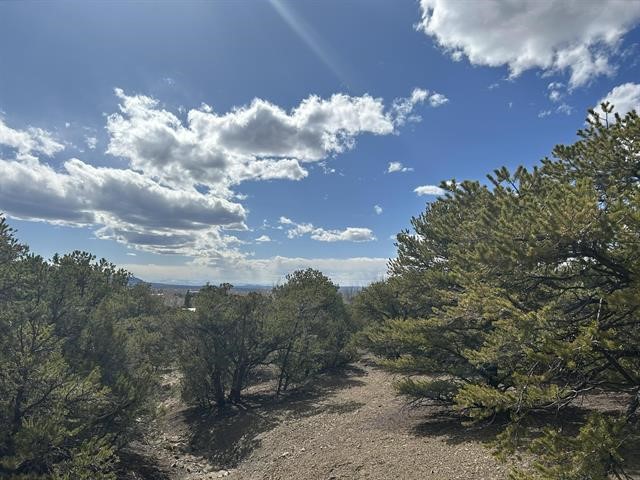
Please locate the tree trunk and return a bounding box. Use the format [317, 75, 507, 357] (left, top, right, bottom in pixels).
[276, 342, 292, 397]
[230, 364, 245, 403]
[212, 369, 225, 408]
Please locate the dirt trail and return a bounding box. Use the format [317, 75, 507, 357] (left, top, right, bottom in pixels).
[124, 362, 510, 480]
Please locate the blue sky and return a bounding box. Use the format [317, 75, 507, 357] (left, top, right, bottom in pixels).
[1, 0, 640, 285]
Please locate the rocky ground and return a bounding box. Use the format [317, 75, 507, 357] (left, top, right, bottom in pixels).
[122, 361, 515, 480]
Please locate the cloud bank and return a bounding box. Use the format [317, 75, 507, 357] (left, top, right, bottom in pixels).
[0, 86, 438, 280]
[0, 88, 431, 253]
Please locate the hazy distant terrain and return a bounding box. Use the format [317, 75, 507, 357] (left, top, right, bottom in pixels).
[130, 276, 361, 298]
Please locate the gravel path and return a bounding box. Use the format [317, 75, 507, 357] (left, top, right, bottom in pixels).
[124, 362, 510, 480]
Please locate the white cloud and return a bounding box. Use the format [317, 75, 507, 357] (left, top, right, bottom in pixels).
[311, 227, 376, 243]
[597, 82, 640, 118]
[106, 87, 433, 193]
[414, 185, 445, 196]
[0, 85, 429, 263]
[556, 103, 573, 115]
[0, 118, 64, 156]
[538, 110, 552, 118]
[255, 234, 272, 243]
[121, 255, 388, 286]
[418, 0, 640, 88]
[548, 82, 565, 102]
[428, 93, 449, 107]
[0, 155, 246, 256]
[387, 161, 413, 173]
[279, 217, 376, 242]
[549, 91, 562, 102]
[374, 205, 383, 215]
[85, 136, 98, 150]
[391, 88, 448, 126]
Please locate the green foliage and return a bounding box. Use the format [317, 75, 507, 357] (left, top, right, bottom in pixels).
[0, 217, 165, 478]
[350, 279, 409, 326]
[175, 285, 275, 407]
[506, 414, 636, 480]
[271, 269, 357, 395]
[176, 268, 358, 408]
[358, 105, 640, 477]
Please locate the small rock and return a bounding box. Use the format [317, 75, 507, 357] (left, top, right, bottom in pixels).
[281, 451, 291, 457]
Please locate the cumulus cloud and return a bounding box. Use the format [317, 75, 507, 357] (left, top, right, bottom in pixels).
[0, 155, 246, 256]
[279, 216, 376, 242]
[374, 205, 383, 215]
[0, 85, 429, 261]
[0, 119, 64, 157]
[418, 0, 640, 88]
[414, 185, 445, 196]
[387, 161, 413, 173]
[106, 87, 435, 193]
[596, 82, 640, 118]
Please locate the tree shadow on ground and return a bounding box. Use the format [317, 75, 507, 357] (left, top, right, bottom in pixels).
[183, 364, 367, 469]
[620, 447, 640, 478]
[117, 450, 172, 480]
[410, 407, 508, 445]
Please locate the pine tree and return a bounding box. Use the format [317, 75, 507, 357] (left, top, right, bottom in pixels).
[0, 220, 115, 478]
[271, 269, 356, 396]
[0, 217, 165, 478]
[360, 107, 640, 478]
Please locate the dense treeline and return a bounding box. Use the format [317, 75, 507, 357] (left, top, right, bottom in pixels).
[0, 219, 357, 478]
[355, 105, 640, 479]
